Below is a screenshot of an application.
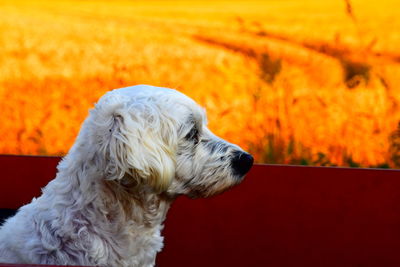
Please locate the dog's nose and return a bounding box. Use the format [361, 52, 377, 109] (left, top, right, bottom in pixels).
[231, 151, 254, 176]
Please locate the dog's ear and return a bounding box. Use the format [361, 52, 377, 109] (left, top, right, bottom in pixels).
[92, 95, 177, 193]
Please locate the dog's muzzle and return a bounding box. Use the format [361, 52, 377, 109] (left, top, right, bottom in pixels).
[231, 151, 254, 177]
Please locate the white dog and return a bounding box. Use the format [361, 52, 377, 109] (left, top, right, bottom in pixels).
[0, 85, 253, 266]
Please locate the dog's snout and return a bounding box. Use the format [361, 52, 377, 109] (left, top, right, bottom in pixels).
[231, 151, 254, 176]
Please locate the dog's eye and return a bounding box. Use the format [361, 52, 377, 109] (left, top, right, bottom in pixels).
[185, 126, 199, 144]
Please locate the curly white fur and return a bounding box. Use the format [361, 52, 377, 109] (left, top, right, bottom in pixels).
[0, 85, 253, 266]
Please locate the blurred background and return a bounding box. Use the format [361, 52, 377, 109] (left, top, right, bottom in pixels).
[0, 0, 399, 168]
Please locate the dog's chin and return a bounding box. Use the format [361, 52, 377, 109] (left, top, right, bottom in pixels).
[185, 186, 232, 199]
[185, 176, 245, 199]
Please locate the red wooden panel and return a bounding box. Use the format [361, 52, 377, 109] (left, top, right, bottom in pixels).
[1, 155, 400, 267]
[159, 165, 400, 267]
[0, 155, 60, 209]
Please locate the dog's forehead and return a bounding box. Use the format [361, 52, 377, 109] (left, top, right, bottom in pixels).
[110, 85, 178, 98]
[107, 85, 205, 118]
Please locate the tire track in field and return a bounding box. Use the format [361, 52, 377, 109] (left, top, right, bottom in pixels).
[240, 22, 400, 88]
[192, 32, 343, 85]
[192, 18, 400, 89]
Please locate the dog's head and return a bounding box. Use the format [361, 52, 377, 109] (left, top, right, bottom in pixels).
[86, 85, 253, 198]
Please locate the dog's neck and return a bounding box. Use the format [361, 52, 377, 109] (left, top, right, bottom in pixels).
[100, 179, 173, 229]
[55, 151, 174, 223]
[37, 154, 174, 266]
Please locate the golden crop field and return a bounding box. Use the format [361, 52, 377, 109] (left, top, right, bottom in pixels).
[0, 0, 399, 167]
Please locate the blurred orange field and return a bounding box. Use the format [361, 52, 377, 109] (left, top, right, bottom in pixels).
[0, 0, 399, 167]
